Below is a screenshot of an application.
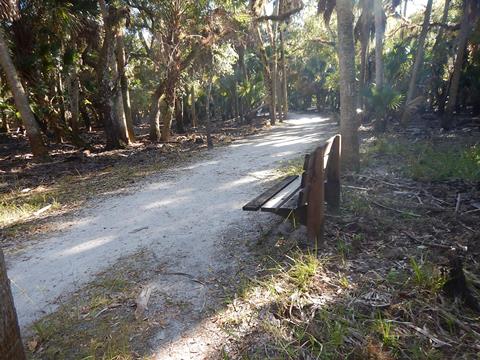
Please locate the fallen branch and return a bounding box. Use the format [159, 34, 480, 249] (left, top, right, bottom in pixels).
[33, 204, 52, 217]
[403, 231, 453, 250]
[371, 200, 421, 217]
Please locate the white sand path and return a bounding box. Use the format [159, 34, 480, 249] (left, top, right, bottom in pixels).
[6, 113, 336, 332]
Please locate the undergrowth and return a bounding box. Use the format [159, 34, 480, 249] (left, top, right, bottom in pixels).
[26, 256, 151, 359]
[367, 136, 480, 182]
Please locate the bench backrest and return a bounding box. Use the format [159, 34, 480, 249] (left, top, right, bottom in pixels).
[298, 134, 341, 242]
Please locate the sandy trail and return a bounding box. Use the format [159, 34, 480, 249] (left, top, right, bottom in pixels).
[6, 113, 336, 333]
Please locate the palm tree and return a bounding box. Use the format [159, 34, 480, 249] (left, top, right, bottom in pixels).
[0, 0, 48, 158]
[319, 0, 359, 169]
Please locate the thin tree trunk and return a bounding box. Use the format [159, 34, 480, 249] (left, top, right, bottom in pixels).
[271, 0, 280, 122]
[191, 84, 197, 128]
[374, 0, 384, 89]
[116, 22, 135, 141]
[358, 1, 371, 109]
[67, 69, 83, 146]
[0, 30, 48, 158]
[175, 97, 185, 134]
[280, 28, 288, 120]
[238, 47, 246, 121]
[1, 249, 26, 359]
[254, 25, 276, 125]
[400, 0, 408, 39]
[429, 0, 451, 110]
[69, 72, 80, 136]
[401, 0, 433, 125]
[205, 79, 213, 149]
[337, 0, 360, 170]
[442, 1, 475, 129]
[233, 79, 239, 120]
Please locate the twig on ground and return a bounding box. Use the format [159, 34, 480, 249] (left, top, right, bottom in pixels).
[455, 193, 461, 214]
[357, 175, 416, 190]
[403, 231, 453, 250]
[162, 272, 206, 285]
[371, 200, 421, 217]
[344, 185, 370, 191]
[456, 220, 475, 233]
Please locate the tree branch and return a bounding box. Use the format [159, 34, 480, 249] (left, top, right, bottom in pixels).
[256, 6, 304, 22]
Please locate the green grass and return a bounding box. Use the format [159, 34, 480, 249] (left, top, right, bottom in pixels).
[277, 157, 304, 176]
[366, 136, 480, 182]
[409, 257, 446, 293]
[374, 316, 399, 349]
[285, 252, 320, 291]
[408, 144, 480, 182]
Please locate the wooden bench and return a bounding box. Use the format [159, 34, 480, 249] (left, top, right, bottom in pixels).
[242, 135, 341, 244]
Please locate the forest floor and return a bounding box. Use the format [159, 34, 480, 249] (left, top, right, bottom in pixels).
[5, 113, 480, 359]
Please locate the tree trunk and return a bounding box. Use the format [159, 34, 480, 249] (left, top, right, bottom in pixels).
[205, 80, 213, 149]
[1, 112, 9, 133]
[336, 0, 360, 170]
[191, 84, 198, 128]
[114, 86, 130, 145]
[358, 2, 371, 108]
[254, 25, 276, 125]
[400, 0, 408, 39]
[280, 28, 288, 120]
[0, 30, 48, 158]
[175, 97, 185, 134]
[149, 84, 164, 141]
[69, 72, 80, 136]
[441, 0, 476, 129]
[429, 0, 451, 110]
[401, 0, 433, 125]
[1, 249, 26, 359]
[233, 79, 239, 120]
[116, 22, 135, 141]
[374, 0, 384, 88]
[161, 74, 176, 142]
[271, 1, 280, 122]
[67, 69, 83, 146]
[96, 4, 129, 149]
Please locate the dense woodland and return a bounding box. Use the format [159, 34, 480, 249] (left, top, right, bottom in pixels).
[2, 0, 480, 359]
[0, 0, 478, 164]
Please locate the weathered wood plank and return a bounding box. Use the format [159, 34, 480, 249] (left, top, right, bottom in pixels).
[242, 175, 298, 211]
[306, 145, 325, 245]
[261, 176, 301, 210]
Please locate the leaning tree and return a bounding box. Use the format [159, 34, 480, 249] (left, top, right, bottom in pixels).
[0, 0, 48, 158]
